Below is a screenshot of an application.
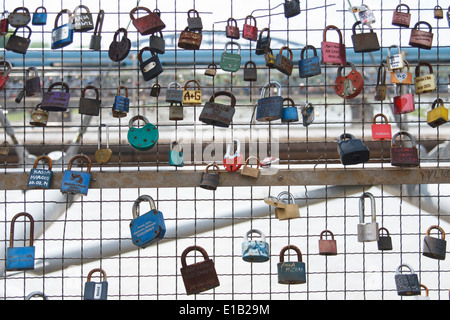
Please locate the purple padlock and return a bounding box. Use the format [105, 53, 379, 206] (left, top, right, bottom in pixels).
[41, 82, 71, 111]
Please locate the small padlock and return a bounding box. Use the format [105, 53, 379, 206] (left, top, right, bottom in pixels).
[200, 164, 220, 190]
[337, 133, 370, 166]
[274, 46, 294, 76]
[374, 63, 387, 101]
[242, 15, 258, 41]
[6, 212, 35, 271]
[281, 97, 298, 123]
[390, 131, 419, 167]
[243, 61, 257, 82]
[204, 63, 218, 77]
[241, 156, 260, 179]
[371, 114, 392, 141]
[0, 141, 10, 156]
[130, 195, 166, 248]
[275, 191, 300, 220]
[390, 59, 413, 85]
[169, 103, 184, 121]
[414, 62, 436, 95]
[434, 6, 444, 19]
[256, 81, 283, 122]
[357, 4, 376, 25]
[409, 21, 434, 50]
[220, 41, 241, 72]
[150, 84, 161, 97]
[377, 227, 393, 251]
[0, 60, 12, 91]
[127, 115, 159, 151]
[318, 230, 337, 256]
[301, 103, 315, 127]
[395, 264, 421, 296]
[169, 141, 184, 167]
[138, 47, 163, 82]
[178, 27, 202, 50]
[32, 6, 47, 25]
[79, 85, 101, 116]
[72, 5, 93, 32]
[199, 91, 236, 128]
[423, 225, 446, 260]
[182, 80, 202, 106]
[284, 0, 301, 18]
[321, 25, 346, 65]
[27, 155, 53, 189]
[334, 62, 364, 100]
[351, 21, 380, 53]
[277, 245, 306, 284]
[60, 154, 92, 196]
[89, 10, 104, 51]
[392, 4, 411, 28]
[255, 28, 270, 55]
[84, 268, 108, 300]
[149, 31, 165, 54]
[29, 104, 49, 127]
[242, 229, 270, 263]
[187, 9, 202, 30]
[427, 98, 448, 128]
[264, 47, 276, 68]
[387, 45, 404, 71]
[223, 139, 243, 172]
[226, 17, 239, 39]
[393, 85, 415, 115]
[94, 124, 112, 165]
[6, 26, 32, 54]
[51, 9, 74, 50]
[298, 45, 321, 78]
[112, 86, 130, 117]
[8, 7, 30, 27]
[166, 82, 183, 104]
[357, 192, 379, 242]
[108, 28, 131, 62]
[180, 246, 220, 295]
[130, 6, 165, 35]
[415, 284, 430, 300]
[41, 82, 71, 112]
[0, 12, 9, 36]
[25, 67, 41, 97]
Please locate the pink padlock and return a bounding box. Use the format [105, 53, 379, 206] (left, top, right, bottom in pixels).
[242, 15, 258, 41]
[321, 25, 346, 65]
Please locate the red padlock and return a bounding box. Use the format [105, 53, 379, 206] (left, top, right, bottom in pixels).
[371, 114, 392, 141]
[393, 86, 415, 115]
[334, 62, 364, 99]
[223, 139, 243, 172]
[0, 12, 9, 36]
[129, 6, 165, 35]
[226, 17, 240, 39]
[321, 25, 346, 65]
[242, 15, 258, 41]
[0, 60, 12, 91]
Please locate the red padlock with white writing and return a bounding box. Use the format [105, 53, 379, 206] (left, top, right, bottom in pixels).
[223, 139, 244, 172]
[393, 86, 415, 115]
[390, 131, 419, 167]
[371, 114, 392, 141]
[334, 62, 364, 99]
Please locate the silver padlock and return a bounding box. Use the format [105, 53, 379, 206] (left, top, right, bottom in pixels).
[387, 45, 404, 71]
[357, 192, 379, 242]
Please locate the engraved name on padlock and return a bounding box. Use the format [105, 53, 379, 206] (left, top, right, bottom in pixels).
[298, 45, 321, 78]
[392, 4, 411, 28]
[220, 41, 241, 72]
[277, 245, 306, 284]
[414, 62, 436, 95]
[60, 154, 92, 196]
[72, 5, 94, 32]
[321, 25, 346, 65]
[166, 82, 183, 104]
[199, 91, 236, 128]
[6, 212, 35, 271]
[226, 17, 240, 39]
[274, 46, 294, 76]
[51, 9, 74, 50]
[242, 15, 258, 41]
[387, 45, 404, 71]
[390, 131, 419, 167]
[27, 155, 53, 189]
[409, 21, 434, 50]
[357, 192, 379, 242]
[40, 81, 71, 112]
[84, 268, 108, 300]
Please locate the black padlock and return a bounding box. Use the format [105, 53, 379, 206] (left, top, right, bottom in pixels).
[255, 28, 270, 55]
[79, 85, 101, 116]
[138, 47, 163, 81]
[337, 133, 370, 166]
[200, 164, 220, 190]
[377, 227, 393, 251]
[5, 26, 32, 54]
[187, 9, 203, 30]
[284, 0, 301, 18]
[149, 31, 165, 54]
[423, 225, 446, 260]
[108, 28, 131, 62]
[395, 264, 421, 296]
[243, 61, 257, 82]
[25, 67, 41, 97]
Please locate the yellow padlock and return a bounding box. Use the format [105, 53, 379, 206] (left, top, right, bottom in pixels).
[182, 79, 202, 105]
[427, 98, 448, 128]
[414, 62, 436, 95]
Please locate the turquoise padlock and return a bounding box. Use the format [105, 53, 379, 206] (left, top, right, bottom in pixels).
[277, 245, 306, 284]
[169, 141, 184, 167]
[281, 97, 299, 123]
[6, 212, 35, 271]
[220, 41, 241, 72]
[127, 115, 159, 151]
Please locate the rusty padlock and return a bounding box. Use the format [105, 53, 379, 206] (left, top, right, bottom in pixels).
[374, 63, 387, 101]
[409, 21, 434, 50]
[334, 62, 364, 100]
[392, 4, 411, 28]
[178, 27, 202, 50]
[318, 230, 337, 256]
[29, 104, 49, 127]
[242, 15, 258, 41]
[200, 164, 220, 190]
[226, 17, 240, 39]
[130, 6, 165, 35]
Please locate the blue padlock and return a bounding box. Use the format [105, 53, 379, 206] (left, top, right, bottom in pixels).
[32, 6, 47, 25]
[6, 212, 35, 271]
[242, 229, 270, 263]
[277, 245, 306, 284]
[256, 81, 284, 122]
[51, 9, 74, 49]
[60, 154, 92, 196]
[27, 155, 53, 189]
[169, 141, 184, 167]
[130, 195, 166, 248]
[112, 86, 130, 117]
[298, 45, 321, 78]
[281, 97, 299, 123]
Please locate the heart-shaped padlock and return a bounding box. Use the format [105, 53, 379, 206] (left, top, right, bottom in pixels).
[127, 115, 159, 151]
[223, 139, 243, 172]
[334, 62, 364, 99]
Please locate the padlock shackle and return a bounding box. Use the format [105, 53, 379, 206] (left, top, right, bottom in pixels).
[138, 46, 157, 63]
[184, 79, 201, 90]
[244, 156, 260, 169]
[372, 113, 389, 125]
[426, 225, 445, 240]
[258, 27, 270, 40]
[25, 291, 49, 300]
[415, 62, 434, 77]
[276, 191, 295, 204]
[391, 131, 417, 148]
[97, 124, 110, 149]
[117, 85, 129, 98]
[283, 97, 296, 108]
[376, 63, 386, 85]
[336, 62, 357, 78]
[93, 9, 104, 35]
[67, 154, 92, 173]
[13, 25, 32, 38]
[32, 155, 53, 170]
[278, 46, 293, 61]
[323, 25, 343, 44]
[260, 81, 282, 99]
[395, 4, 410, 13]
[420, 284, 429, 297]
[244, 60, 256, 69]
[378, 227, 390, 237]
[358, 192, 376, 224]
[338, 133, 357, 143]
[132, 194, 157, 219]
[208, 91, 237, 108]
[300, 45, 318, 60]
[352, 20, 375, 34]
[387, 44, 401, 56]
[170, 140, 182, 152]
[279, 245, 302, 263]
[396, 263, 415, 275]
[320, 230, 335, 240]
[113, 28, 128, 42]
[224, 41, 241, 54]
[47, 81, 70, 93]
[12, 7, 30, 14]
[129, 115, 150, 128]
[9, 212, 34, 248]
[187, 9, 200, 18]
[244, 15, 257, 27]
[26, 66, 39, 80]
[81, 85, 100, 100]
[86, 268, 107, 282]
[54, 9, 72, 28]
[73, 4, 92, 14]
[129, 6, 152, 21]
[413, 21, 432, 33]
[34, 6, 47, 14]
[431, 98, 444, 110]
[205, 163, 220, 175]
[225, 139, 241, 158]
[227, 17, 237, 27]
[181, 245, 210, 268]
[244, 229, 265, 242]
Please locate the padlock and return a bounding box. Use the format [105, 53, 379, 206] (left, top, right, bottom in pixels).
[166, 82, 183, 104]
[0, 12, 9, 36]
[205, 63, 218, 77]
[390, 131, 419, 167]
[357, 192, 379, 242]
[334, 62, 364, 100]
[427, 98, 448, 128]
[112, 86, 130, 117]
[241, 156, 260, 179]
[414, 62, 436, 95]
[284, 0, 301, 18]
[243, 15, 258, 41]
[243, 61, 257, 82]
[89, 10, 104, 51]
[153, 8, 161, 18]
[393, 85, 415, 115]
[79, 85, 101, 116]
[51, 9, 74, 49]
[25, 292, 49, 300]
[127, 115, 159, 151]
[434, 6, 444, 19]
[169, 103, 184, 121]
[182, 80, 202, 105]
[8, 7, 30, 27]
[30, 104, 49, 127]
[387, 45, 404, 71]
[27, 155, 53, 189]
[178, 27, 202, 50]
[390, 59, 413, 85]
[275, 191, 300, 220]
[138, 47, 163, 82]
[40, 82, 71, 112]
[200, 164, 220, 190]
[199, 91, 236, 128]
[409, 21, 434, 50]
[32, 6, 47, 25]
[256, 81, 283, 122]
[149, 31, 165, 55]
[0, 60, 11, 91]
[274, 46, 294, 76]
[281, 97, 298, 123]
[298, 45, 321, 78]
[25, 67, 41, 97]
[318, 230, 337, 256]
[130, 6, 165, 35]
[169, 141, 184, 167]
[94, 124, 112, 165]
[187, 9, 202, 30]
[337, 133, 370, 166]
[220, 41, 241, 72]
[242, 229, 270, 263]
[371, 114, 392, 141]
[0, 141, 9, 156]
[321, 25, 346, 66]
[72, 5, 93, 32]
[130, 195, 166, 248]
[277, 245, 306, 284]
[392, 4, 411, 28]
[180, 246, 220, 295]
[423, 225, 446, 260]
[84, 268, 108, 300]
[150, 84, 161, 97]
[351, 21, 380, 53]
[108, 28, 131, 62]
[415, 284, 430, 300]
[60, 154, 92, 196]
[377, 227, 393, 251]
[301, 103, 315, 127]
[374, 63, 387, 101]
[264, 47, 276, 68]
[6, 26, 32, 54]
[226, 17, 240, 39]
[255, 28, 270, 55]
[223, 139, 244, 173]
[395, 264, 421, 296]
[6, 212, 35, 271]
[357, 4, 376, 25]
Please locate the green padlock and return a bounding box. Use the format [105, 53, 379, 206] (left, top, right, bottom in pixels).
[220, 41, 241, 72]
[169, 141, 184, 167]
[127, 115, 159, 151]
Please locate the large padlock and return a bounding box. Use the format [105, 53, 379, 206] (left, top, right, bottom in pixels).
[387, 45, 404, 71]
[150, 83, 161, 97]
[166, 82, 183, 104]
[393, 85, 415, 115]
[220, 41, 241, 72]
[321, 25, 346, 65]
[357, 192, 379, 242]
[0, 12, 9, 36]
[409, 21, 434, 50]
[334, 62, 364, 100]
[130, 6, 165, 35]
[392, 4, 411, 28]
[318, 230, 337, 256]
[127, 115, 159, 151]
[200, 164, 220, 190]
[25, 67, 41, 97]
[94, 124, 112, 165]
[256, 81, 283, 122]
[423, 225, 446, 260]
[241, 156, 260, 179]
[374, 63, 387, 101]
[199, 91, 236, 128]
[130, 195, 166, 248]
[72, 5, 93, 32]
[204, 63, 218, 77]
[178, 27, 202, 50]
[226, 17, 240, 39]
[284, 0, 301, 18]
[8, 7, 30, 27]
[27, 155, 53, 189]
[281, 97, 298, 123]
[242, 15, 258, 41]
[182, 80, 202, 105]
[60, 154, 92, 196]
[301, 103, 315, 127]
[32, 6, 47, 25]
[274, 46, 294, 76]
[390, 131, 419, 167]
[351, 21, 380, 53]
[41, 82, 71, 112]
[112, 86, 130, 117]
[414, 62, 436, 95]
[275, 191, 300, 220]
[169, 141, 184, 167]
[6, 26, 32, 54]
[298, 45, 321, 78]
[180, 246, 220, 295]
[29, 103, 49, 127]
[169, 103, 184, 121]
[51, 9, 74, 50]
[0, 60, 11, 91]
[277, 245, 306, 284]
[138, 47, 163, 82]
[434, 5, 444, 19]
[255, 28, 270, 55]
[427, 98, 448, 128]
[79, 85, 101, 116]
[377, 227, 393, 251]
[371, 113, 392, 141]
[149, 31, 165, 55]
[84, 268, 108, 300]
[243, 61, 257, 82]
[395, 264, 421, 296]
[390, 59, 412, 85]
[108, 28, 131, 62]
[337, 133, 370, 166]
[187, 9, 202, 30]
[89, 10, 104, 51]
[6, 212, 35, 271]
[223, 139, 243, 172]
[264, 47, 276, 68]
[242, 229, 270, 263]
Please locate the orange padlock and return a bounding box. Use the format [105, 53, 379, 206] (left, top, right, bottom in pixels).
[334, 62, 364, 99]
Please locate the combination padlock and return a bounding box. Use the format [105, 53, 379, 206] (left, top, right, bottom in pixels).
[84, 268, 108, 300]
[318, 230, 337, 256]
[357, 192, 379, 242]
[200, 164, 220, 190]
[138, 47, 163, 82]
[240, 156, 260, 179]
[223, 139, 243, 173]
[72, 5, 94, 32]
[108, 28, 131, 62]
[395, 264, 421, 296]
[371, 113, 392, 141]
[277, 245, 306, 284]
[51, 9, 74, 49]
[78, 85, 101, 116]
[27, 155, 53, 189]
[60, 154, 92, 196]
[242, 15, 258, 41]
[409, 21, 434, 50]
[321, 25, 346, 65]
[390, 131, 419, 167]
[6, 212, 35, 271]
[94, 124, 112, 165]
[422, 225, 446, 260]
[127, 115, 159, 151]
[6, 26, 32, 54]
[220, 41, 241, 72]
[242, 229, 270, 263]
[334, 62, 364, 100]
[256, 81, 283, 122]
[351, 21, 380, 53]
[377, 227, 393, 251]
[199, 91, 236, 128]
[112, 86, 130, 118]
[427, 98, 448, 128]
[298, 45, 321, 78]
[169, 141, 184, 167]
[337, 133, 370, 166]
[130, 6, 165, 35]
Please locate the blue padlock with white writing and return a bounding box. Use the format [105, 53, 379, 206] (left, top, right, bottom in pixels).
[298, 45, 321, 78]
[6, 212, 35, 271]
[130, 195, 166, 248]
[60, 154, 92, 196]
[277, 245, 306, 284]
[27, 155, 53, 189]
[51, 9, 74, 49]
[242, 229, 270, 263]
[281, 97, 299, 123]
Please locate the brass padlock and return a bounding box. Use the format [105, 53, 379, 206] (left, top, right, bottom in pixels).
[434, 5, 444, 19]
[275, 191, 300, 220]
[29, 103, 49, 127]
[204, 63, 218, 77]
[374, 63, 386, 101]
[414, 62, 436, 95]
[240, 156, 260, 179]
[94, 124, 112, 165]
[0, 141, 9, 156]
[182, 80, 202, 106]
